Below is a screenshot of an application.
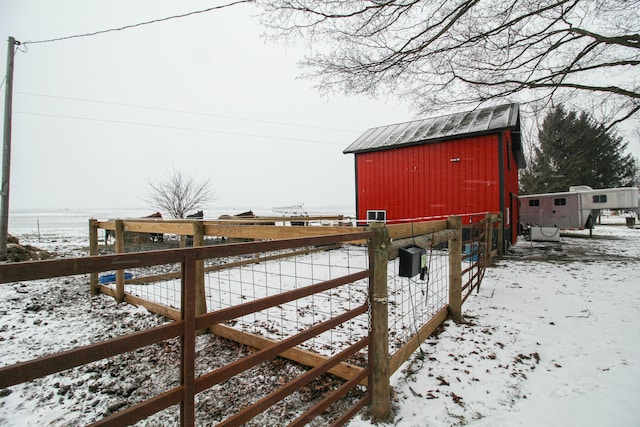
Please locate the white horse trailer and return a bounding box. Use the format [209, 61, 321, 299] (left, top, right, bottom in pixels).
[569, 185, 640, 212]
[519, 186, 639, 231]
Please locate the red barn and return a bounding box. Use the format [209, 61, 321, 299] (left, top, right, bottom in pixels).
[344, 103, 525, 245]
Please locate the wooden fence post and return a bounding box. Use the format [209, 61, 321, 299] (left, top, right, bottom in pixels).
[369, 223, 390, 420]
[89, 219, 99, 295]
[193, 221, 207, 318]
[181, 252, 197, 426]
[115, 219, 125, 303]
[447, 216, 463, 323]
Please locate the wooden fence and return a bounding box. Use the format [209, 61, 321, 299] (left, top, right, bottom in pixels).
[375, 213, 500, 358]
[461, 213, 502, 303]
[0, 214, 500, 425]
[0, 232, 373, 426]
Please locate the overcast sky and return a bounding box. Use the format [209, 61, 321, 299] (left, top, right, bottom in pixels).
[0, 0, 414, 214]
[2, 1, 639, 216]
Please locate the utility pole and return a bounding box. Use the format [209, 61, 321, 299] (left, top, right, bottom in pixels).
[0, 37, 17, 260]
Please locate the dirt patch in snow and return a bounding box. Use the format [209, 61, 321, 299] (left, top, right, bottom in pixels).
[4, 234, 55, 262]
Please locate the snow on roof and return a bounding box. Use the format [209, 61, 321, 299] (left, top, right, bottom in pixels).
[344, 103, 520, 155]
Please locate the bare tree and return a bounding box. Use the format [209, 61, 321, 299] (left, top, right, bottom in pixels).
[259, 0, 640, 128]
[146, 169, 216, 219]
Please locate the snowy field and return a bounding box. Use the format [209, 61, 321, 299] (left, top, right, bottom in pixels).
[2, 211, 639, 426]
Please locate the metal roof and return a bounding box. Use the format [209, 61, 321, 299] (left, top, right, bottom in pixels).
[344, 103, 520, 154]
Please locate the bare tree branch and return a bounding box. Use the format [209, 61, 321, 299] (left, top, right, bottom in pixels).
[259, 0, 640, 127]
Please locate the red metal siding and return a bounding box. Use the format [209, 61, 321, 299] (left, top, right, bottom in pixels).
[356, 134, 502, 223]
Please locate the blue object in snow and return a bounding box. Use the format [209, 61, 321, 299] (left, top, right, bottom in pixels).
[464, 243, 479, 262]
[99, 272, 133, 284]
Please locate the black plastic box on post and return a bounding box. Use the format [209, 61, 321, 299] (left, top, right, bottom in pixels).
[399, 246, 426, 278]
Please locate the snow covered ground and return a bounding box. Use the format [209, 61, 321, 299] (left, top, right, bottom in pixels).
[348, 215, 640, 427]
[2, 211, 639, 426]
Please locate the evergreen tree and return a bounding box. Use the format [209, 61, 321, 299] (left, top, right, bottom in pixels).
[520, 106, 638, 194]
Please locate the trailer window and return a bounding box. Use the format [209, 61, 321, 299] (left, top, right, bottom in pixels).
[367, 210, 387, 224]
[554, 198, 567, 206]
[593, 195, 607, 203]
[528, 200, 540, 207]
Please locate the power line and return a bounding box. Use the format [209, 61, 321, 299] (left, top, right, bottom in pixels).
[22, 0, 255, 45]
[6, 1, 359, 146]
[13, 111, 347, 146]
[15, 91, 358, 133]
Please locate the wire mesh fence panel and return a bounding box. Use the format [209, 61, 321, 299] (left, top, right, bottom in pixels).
[127, 277, 182, 309]
[102, 241, 453, 361]
[100, 262, 183, 310]
[97, 224, 465, 372]
[204, 245, 370, 358]
[387, 247, 449, 354]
